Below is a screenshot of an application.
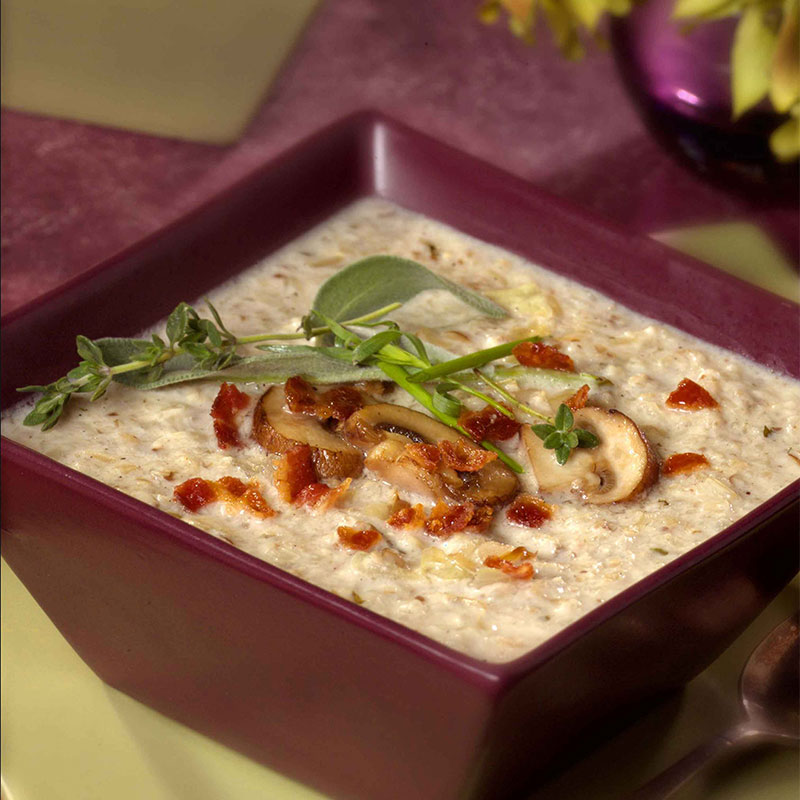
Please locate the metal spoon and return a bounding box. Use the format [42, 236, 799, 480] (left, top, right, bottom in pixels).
[628, 613, 800, 799]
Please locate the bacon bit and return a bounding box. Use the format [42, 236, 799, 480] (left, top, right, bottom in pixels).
[404, 442, 441, 472]
[242, 487, 275, 516]
[565, 384, 590, 411]
[317, 385, 365, 422]
[466, 504, 494, 533]
[387, 503, 426, 529]
[284, 377, 365, 424]
[295, 482, 330, 507]
[512, 341, 575, 372]
[504, 546, 536, 562]
[284, 376, 318, 415]
[274, 444, 317, 502]
[296, 478, 352, 509]
[174, 476, 275, 517]
[506, 494, 553, 528]
[217, 476, 248, 496]
[483, 555, 534, 580]
[211, 383, 250, 449]
[174, 477, 217, 512]
[666, 378, 719, 411]
[424, 501, 493, 537]
[458, 405, 521, 442]
[438, 439, 497, 472]
[337, 526, 382, 551]
[663, 452, 710, 476]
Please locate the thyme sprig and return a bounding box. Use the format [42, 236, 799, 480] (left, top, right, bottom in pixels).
[19, 300, 402, 431]
[530, 404, 599, 465]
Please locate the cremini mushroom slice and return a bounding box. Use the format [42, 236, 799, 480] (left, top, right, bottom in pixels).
[522, 407, 658, 504]
[342, 403, 518, 505]
[253, 387, 363, 479]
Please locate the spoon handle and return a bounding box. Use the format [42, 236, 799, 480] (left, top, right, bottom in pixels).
[625, 727, 742, 800]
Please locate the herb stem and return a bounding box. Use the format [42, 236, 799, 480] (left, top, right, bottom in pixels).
[448, 377, 516, 419]
[377, 362, 523, 473]
[474, 369, 552, 423]
[234, 303, 404, 345]
[406, 336, 540, 383]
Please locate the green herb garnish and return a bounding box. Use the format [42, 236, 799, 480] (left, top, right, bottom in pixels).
[530, 403, 600, 465]
[19, 255, 605, 468]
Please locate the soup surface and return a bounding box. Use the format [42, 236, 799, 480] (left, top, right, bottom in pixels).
[4, 199, 799, 662]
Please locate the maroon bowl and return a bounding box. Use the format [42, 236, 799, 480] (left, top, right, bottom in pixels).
[2, 112, 798, 800]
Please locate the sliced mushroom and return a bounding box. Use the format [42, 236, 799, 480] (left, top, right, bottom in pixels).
[253, 387, 363, 479]
[521, 407, 659, 504]
[342, 403, 518, 505]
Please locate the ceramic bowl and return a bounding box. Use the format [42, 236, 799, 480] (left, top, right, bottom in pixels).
[2, 112, 798, 800]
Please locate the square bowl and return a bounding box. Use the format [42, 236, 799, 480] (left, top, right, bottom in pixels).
[2, 112, 798, 800]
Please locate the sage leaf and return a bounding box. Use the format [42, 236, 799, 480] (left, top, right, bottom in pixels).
[113, 347, 386, 390]
[311, 255, 507, 324]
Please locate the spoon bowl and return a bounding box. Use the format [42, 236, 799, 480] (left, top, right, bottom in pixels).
[740, 613, 799, 743]
[629, 612, 799, 799]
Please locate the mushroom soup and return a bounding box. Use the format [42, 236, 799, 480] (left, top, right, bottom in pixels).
[4, 198, 799, 663]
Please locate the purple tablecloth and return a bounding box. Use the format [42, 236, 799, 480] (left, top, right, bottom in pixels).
[2, 0, 797, 316]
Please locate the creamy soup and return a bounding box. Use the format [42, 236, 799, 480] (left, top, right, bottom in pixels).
[4, 199, 799, 663]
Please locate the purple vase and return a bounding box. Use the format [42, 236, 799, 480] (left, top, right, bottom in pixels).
[609, 0, 799, 198]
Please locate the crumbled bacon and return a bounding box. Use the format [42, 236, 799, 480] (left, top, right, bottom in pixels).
[512, 341, 575, 372]
[211, 383, 250, 449]
[337, 526, 382, 551]
[284, 377, 365, 423]
[466, 504, 494, 532]
[438, 439, 497, 472]
[458, 405, 521, 442]
[217, 476, 248, 496]
[565, 384, 590, 411]
[274, 444, 317, 502]
[424, 501, 493, 537]
[174, 477, 217, 512]
[483, 555, 534, 580]
[506, 494, 553, 528]
[295, 482, 330, 507]
[505, 546, 536, 561]
[663, 452, 710, 476]
[404, 442, 441, 472]
[242, 487, 274, 515]
[174, 476, 274, 518]
[296, 478, 352, 509]
[284, 376, 318, 415]
[666, 378, 719, 411]
[317, 385, 365, 422]
[387, 503, 426, 529]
